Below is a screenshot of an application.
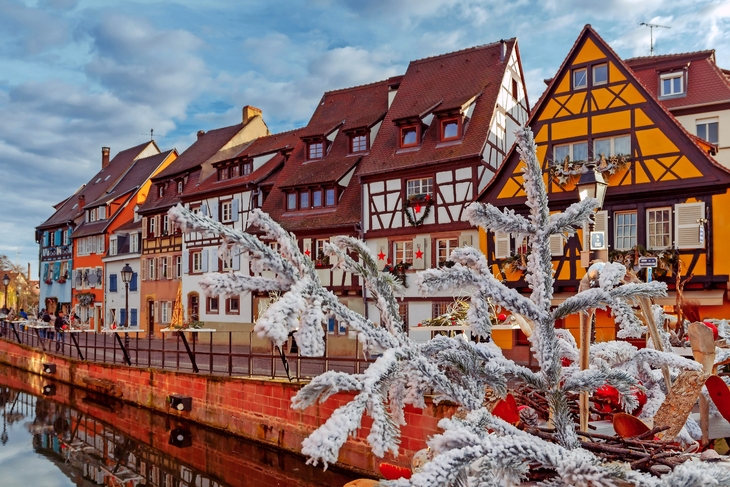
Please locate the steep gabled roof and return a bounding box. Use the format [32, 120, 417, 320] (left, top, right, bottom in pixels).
[37, 141, 157, 230]
[481, 25, 730, 207]
[625, 50, 730, 110]
[359, 39, 517, 176]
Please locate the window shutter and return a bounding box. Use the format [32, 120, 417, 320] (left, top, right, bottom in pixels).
[201, 249, 209, 272]
[183, 251, 189, 274]
[131, 309, 138, 327]
[43, 232, 49, 246]
[98, 236, 104, 254]
[167, 256, 172, 278]
[67, 228, 72, 243]
[119, 308, 126, 326]
[43, 263, 49, 281]
[412, 236, 427, 270]
[675, 202, 705, 249]
[210, 202, 218, 222]
[303, 239, 312, 259]
[110, 274, 117, 292]
[130, 273, 138, 291]
[494, 232, 511, 259]
[70, 267, 76, 288]
[583, 210, 608, 249]
[232, 252, 240, 271]
[142, 217, 148, 239]
[201, 203, 208, 216]
[459, 234, 473, 248]
[55, 230, 61, 245]
[549, 234, 564, 256]
[231, 199, 240, 221]
[141, 259, 147, 281]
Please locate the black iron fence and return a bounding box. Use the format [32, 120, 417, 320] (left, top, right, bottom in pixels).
[0, 320, 373, 381]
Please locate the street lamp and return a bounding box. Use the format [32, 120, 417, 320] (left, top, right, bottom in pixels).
[2, 274, 9, 311]
[121, 263, 133, 349]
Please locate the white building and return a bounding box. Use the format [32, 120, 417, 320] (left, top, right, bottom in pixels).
[102, 219, 142, 327]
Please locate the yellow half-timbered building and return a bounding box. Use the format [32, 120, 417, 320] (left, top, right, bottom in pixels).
[480, 25, 730, 346]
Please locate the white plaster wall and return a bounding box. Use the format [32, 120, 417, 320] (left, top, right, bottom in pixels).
[674, 109, 730, 169]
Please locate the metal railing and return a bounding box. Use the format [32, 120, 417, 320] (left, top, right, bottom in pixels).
[0, 320, 373, 381]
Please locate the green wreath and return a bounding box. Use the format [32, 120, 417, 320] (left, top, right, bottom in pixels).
[403, 195, 434, 227]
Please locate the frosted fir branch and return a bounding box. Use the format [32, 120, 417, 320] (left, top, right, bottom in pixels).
[632, 348, 702, 372]
[552, 288, 611, 321]
[466, 290, 495, 338]
[597, 262, 627, 291]
[547, 198, 598, 236]
[366, 398, 402, 457]
[198, 273, 287, 297]
[301, 394, 367, 468]
[463, 203, 534, 236]
[563, 367, 640, 412]
[292, 371, 364, 410]
[590, 341, 639, 368]
[608, 281, 667, 302]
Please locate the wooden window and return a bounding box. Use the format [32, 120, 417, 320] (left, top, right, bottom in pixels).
[400, 126, 419, 147]
[312, 190, 323, 207]
[177, 181, 183, 193]
[351, 134, 368, 153]
[161, 301, 172, 324]
[175, 255, 182, 278]
[573, 68, 587, 89]
[308, 141, 324, 160]
[697, 118, 719, 145]
[221, 201, 232, 222]
[148, 257, 157, 280]
[162, 215, 169, 235]
[287, 193, 297, 210]
[221, 254, 234, 271]
[494, 231, 511, 259]
[647, 207, 671, 250]
[432, 301, 450, 318]
[393, 240, 413, 265]
[593, 135, 630, 158]
[614, 211, 637, 250]
[398, 302, 408, 326]
[675, 202, 705, 249]
[269, 241, 280, 252]
[161, 257, 169, 279]
[315, 239, 329, 266]
[512, 78, 519, 100]
[554, 141, 588, 163]
[207, 296, 219, 314]
[192, 252, 202, 273]
[660, 72, 684, 97]
[226, 297, 240, 314]
[325, 188, 336, 206]
[436, 238, 459, 266]
[77, 237, 86, 256]
[440, 118, 460, 141]
[62, 229, 69, 245]
[148, 216, 156, 237]
[158, 185, 164, 198]
[300, 191, 309, 209]
[218, 168, 228, 181]
[406, 177, 433, 198]
[242, 162, 252, 175]
[98, 206, 106, 220]
[130, 233, 139, 253]
[592, 63, 608, 85]
[109, 238, 117, 256]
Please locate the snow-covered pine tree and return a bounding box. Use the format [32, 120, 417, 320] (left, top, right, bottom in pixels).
[168, 127, 730, 486]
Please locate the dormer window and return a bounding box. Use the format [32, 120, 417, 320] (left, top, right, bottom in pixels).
[592, 64, 608, 85]
[218, 167, 228, 181]
[287, 193, 297, 210]
[308, 141, 324, 160]
[177, 181, 183, 193]
[440, 118, 461, 141]
[242, 162, 252, 175]
[351, 134, 368, 153]
[400, 126, 419, 148]
[660, 72, 684, 97]
[158, 185, 164, 198]
[573, 67, 587, 90]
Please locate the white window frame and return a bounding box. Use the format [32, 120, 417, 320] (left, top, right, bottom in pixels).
[573, 67, 587, 89]
[62, 230, 69, 246]
[192, 252, 202, 273]
[614, 211, 637, 251]
[148, 258, 156, 280]
[494, 231, 511, 259]
[660, 72, 684, 97]
[78, 238, 86, 256]
[162, 215, 169, 235]
[593, 135, 631, 158]
[436, 237, 459, 264]
[97, 235, 104, 254]
[110, 237, 118, 256]
[406, 177, 433, 198]
[554, 141, 588, 163]
[177, 181, 184, 194]
[175, 255, 182, 278]
[647, 207, 672, 250]
[393, 240, 413, 265]
[130, 233, 139, 253]
[221, 254, 234, 271]
[98, 206, 106, 220]
[221, 201, 232, 222]
[161, 301, 171, 324]
[161, 257, 168, 279]
[592, 63, 608, 86]
[696, 117, 719, 145]
[149, 216, 156, 236]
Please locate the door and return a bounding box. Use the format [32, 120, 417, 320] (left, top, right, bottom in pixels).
[147, 300, 155, 335]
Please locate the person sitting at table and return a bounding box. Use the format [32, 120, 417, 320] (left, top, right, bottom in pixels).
[54, 311, 66, 351]
[19, 308, 27, 320]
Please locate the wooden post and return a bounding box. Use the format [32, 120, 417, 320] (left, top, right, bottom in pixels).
[688, 322, 716, 445]
[637, 297, 672, 392]
[578, 274, 592, 432]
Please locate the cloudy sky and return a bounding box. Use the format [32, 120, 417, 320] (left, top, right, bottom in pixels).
[2, 0, 729, 276]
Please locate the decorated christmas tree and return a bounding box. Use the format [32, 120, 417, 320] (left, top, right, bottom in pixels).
[169, 127, 729, 486]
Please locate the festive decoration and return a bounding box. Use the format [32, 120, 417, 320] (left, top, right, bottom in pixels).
[170, 282, 183, 328]
[415, 248, 423, 260]
[377, 250, 386, 261]
[382, 262, 411, 288]
[548, 154, 631, 188]
[403, 194, 433, 227]
[167, 127, 730, 486]
[75, 292, 95, 306]
[609, 244, 678, 277]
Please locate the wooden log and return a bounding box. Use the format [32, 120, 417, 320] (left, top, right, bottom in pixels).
[653, 370, 709, 441]
[689, 321, 716, 445]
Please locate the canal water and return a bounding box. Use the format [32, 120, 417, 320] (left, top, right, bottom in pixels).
[0, 364, 367, 487]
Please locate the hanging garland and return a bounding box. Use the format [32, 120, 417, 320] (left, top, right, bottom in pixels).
[75, 292, 95, 306]
[609, 245, 678, 278]
[548, 154, 631, 188]
[403, 194, 434, 227]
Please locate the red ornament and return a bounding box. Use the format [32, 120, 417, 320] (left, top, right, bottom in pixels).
[561, 357, 573, 367]
[703, 321, 719, 340]
[379, 462, 412, 480]
[425, 194, 431, 202]
[414, 203, 422, 213]
[492, 394, 520, 424]
[304, 248, 311, 256]
[498, 313, 507, 322]
[595, 385, 620, 404]
[415, 248, 424, 259]
[377, 251, 386, 260]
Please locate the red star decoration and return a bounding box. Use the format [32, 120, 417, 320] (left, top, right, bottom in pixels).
[414, 203, 422, 213]
[377, 251, 386, 260]
[415, 248, 424, 259]
[304, 248, 311, 256]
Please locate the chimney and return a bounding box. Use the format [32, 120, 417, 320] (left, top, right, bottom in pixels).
[78, 195, 85, 209]
[500, 39, 507, 62]
[102, 147, 110, 169]
[197, 130, 206, 140]
[242, 105, 262, 125]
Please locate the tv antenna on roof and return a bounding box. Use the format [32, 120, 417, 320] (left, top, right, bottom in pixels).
[141, 129, 165, 141]
[640, 22, 671, 56]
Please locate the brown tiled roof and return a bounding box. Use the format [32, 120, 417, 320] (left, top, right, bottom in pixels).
[112, 218, 142, 233]
[625, 50, 730, 109]
[186, 129, 302, 198]
[359, 40, 516, 176]
[138, 169, 202, 215]
[71, 220, 107, 238]
[37, 141, 157, 231]
[87, 150, 177, 207]
[151, 123, 248, 181]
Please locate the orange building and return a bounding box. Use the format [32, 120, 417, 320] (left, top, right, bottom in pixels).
[71, 146, 177, 329]
[480, 25, 730, 348]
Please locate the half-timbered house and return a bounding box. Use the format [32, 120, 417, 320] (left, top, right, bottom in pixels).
[357, 39, 529, 336]
[137, 107, 268, 336]
[179, 128, 300, 334]
[480, 25, 730, 348]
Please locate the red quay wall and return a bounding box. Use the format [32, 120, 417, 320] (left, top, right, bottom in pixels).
[0, 338, 456, 476]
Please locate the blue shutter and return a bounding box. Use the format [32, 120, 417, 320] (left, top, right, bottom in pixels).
[130, 273, 138, 291]
[328, 317, 335, 333]
[119, 309, 126, 326]
[55, 230, 62, 245]
[67, 228, 72, 243]
[43, 263, 49, 281]
[232, 253, 240, 271]
[182, 251, 189, 274]
[201, 203, 208, 216]
[210, 202, 218, 221]
[43, 232, 49, 246]
[131, 309, 138, 327]
[231, 199, 239, 221]
[109, 274, 117, 292]
[201, 249, 208, 272]
[53, 262, 61, 280]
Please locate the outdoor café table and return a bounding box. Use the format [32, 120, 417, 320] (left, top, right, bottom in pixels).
[23, 321, 54, 351]
[100, 328, 145, 366]
[63, 328, 94, 360]
[8, 320, 28, 344]
[159, 328, 216, 373]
